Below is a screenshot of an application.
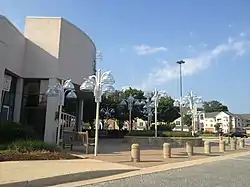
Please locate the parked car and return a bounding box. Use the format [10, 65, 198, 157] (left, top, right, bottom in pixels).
[229, 132, 248, 138]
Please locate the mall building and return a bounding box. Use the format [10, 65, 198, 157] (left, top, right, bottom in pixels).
[0, 15, 96, 143]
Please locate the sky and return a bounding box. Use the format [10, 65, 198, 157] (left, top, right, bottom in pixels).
[1, 0, 250, 113]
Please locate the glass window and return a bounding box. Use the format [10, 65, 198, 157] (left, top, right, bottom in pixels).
[200, 114, 204, 120]
[0, 73, 17, 122]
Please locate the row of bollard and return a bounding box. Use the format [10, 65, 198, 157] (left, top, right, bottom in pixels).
[130, 138, 245, 162]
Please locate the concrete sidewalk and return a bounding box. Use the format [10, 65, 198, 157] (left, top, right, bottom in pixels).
[0, 159, 138, 187]
[1, 146, 249, 187]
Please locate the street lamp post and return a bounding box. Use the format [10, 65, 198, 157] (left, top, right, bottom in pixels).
[142, 92, 154, 130]
[100, 107, 115, 129]
[175, 91, 202, 136]
[183, 91, 202, 136]
[176, 60, 185, 131]
[46, 79, 77, 145]
[151, 89, 167, 137]
[120, 95, 142, 131]
[80, 69, 115, 156]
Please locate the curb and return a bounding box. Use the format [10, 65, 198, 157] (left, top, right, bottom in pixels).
[52, 151, 250, 187]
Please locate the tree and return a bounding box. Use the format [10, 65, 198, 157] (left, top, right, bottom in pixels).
[157, 96, 180, 123]
[202, 100, 228, 113]
[183, 114, 192, 130]
[121, 87, 145, 120]
[214, 123, 221, 134]
[123, 87, 144, 99]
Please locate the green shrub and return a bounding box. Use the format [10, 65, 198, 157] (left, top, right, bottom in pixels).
[0, 121, 38, 144]
[6, 140, 60, 153]
[162, 131, 194, 137]
[202, 133, 217, 137]
[127, 130, 194, 137]
[127, 130, 156, 137]
[150, 124, 175, 131]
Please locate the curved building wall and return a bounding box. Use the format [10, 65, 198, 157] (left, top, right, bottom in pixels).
[0, 16, 26, 76]
[58, 18, 96, 85]
[23, 17, 96, 85]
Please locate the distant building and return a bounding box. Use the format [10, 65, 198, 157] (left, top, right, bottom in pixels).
[204, 111, 244, 133]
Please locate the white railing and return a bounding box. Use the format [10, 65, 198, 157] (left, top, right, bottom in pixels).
[61, 112, 76, 129]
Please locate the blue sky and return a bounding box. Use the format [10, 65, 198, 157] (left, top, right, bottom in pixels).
[1, 0, 250, 113]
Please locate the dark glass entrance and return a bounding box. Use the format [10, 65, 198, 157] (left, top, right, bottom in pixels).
[20, 79, 48, 140]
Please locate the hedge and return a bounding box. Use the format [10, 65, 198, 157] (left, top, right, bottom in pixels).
[0, 121, 39, 144]
[5, 140, 60, 153]
[127, 130, 195, 137]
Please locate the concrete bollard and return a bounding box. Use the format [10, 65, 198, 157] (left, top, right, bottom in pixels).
[204, 141, 211, 154]
[219, 135, 223, 143]
[230, 138, 237, 150]
[219, 140, 226, 152]
[239, 138, 245, 149]
[163, 143, 171, 158]
[131, 144, 140, 162]
[186, 142, 193, 156]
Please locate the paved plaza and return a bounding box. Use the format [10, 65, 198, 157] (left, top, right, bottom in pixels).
[1, 138, 250, 187]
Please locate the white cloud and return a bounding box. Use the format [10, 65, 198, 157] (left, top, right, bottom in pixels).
[140, 35, 250, 90]
[133, 44, 167, 55]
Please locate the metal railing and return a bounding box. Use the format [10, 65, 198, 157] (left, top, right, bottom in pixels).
[61, 112, 76, 129]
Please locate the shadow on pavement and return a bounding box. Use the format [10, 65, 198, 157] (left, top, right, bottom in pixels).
[174, 152, 220, 157]
[0, 169, 137, 187]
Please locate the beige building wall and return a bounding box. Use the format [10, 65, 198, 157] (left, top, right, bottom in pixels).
[23, 17, 96, 83]
[58, 19, 96, 85]
[23, 17, 61, 78]
[0, 15, 96, 143]
[0, 15, 26, 119]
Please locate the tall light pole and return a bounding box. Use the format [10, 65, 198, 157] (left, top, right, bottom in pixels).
[46, 79, 77, 145]
[80, 70, 115, 156]
[121, 95, 142, 131]
[176, 60, 185, 131]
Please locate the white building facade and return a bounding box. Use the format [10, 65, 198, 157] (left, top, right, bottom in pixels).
[204, 111, 244, 133]
[0, 15, 96, 143]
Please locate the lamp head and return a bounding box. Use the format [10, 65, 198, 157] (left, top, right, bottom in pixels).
[46, 86, 59, 97]
[101, 71, 115, 85]
[134, 100, 141, 106]
[80, 80, 95, 92]
[66, 90, 77, 99]
[176, 60, 185, 65]
[103, 85, 115, 94]
[120, 100, 127, 106]
[63, 79, 75, 90]
[174, 100, 180, 107]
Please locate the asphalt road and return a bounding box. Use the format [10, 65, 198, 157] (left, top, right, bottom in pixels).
[83, 155, 250, 187]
